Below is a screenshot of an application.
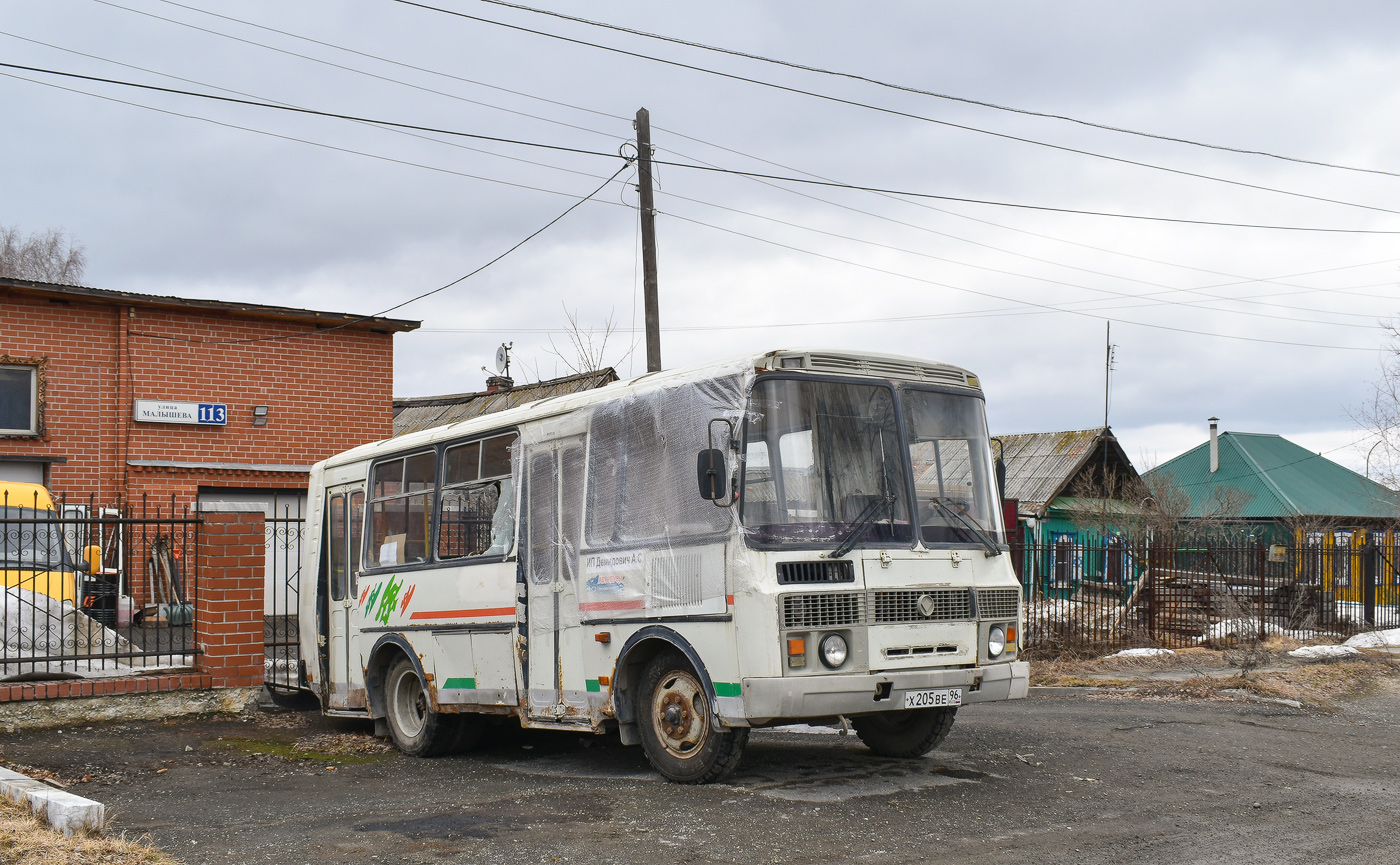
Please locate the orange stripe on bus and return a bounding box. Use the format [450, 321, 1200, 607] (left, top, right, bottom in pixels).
[577, 600, 647, 612]
[408, 606, 515, 620]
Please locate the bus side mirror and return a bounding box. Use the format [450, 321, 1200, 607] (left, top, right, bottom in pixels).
[995, 455, 1007, 502]
[697, 449, 727, 500]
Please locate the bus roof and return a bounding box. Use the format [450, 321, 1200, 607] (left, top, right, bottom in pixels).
[321, 348, 979, 471]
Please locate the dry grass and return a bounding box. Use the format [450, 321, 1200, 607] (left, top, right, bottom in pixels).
[1031, 638, 1400, 708]
[0, 798, 175, 865]
[1031, 646, 1232, 684]
[292, 731, 393, 757]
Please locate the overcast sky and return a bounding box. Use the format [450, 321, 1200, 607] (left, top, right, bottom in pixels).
[5, 1, 1400, 474]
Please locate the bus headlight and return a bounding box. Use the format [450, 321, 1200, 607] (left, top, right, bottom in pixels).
[987, 625, 1006, 658]
[819, 633, 849, 669]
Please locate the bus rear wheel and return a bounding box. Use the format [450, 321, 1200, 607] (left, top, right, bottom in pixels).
[853, 707, 957, 758]
[384, 656, 458, 757]
[636, 651, 747, 784]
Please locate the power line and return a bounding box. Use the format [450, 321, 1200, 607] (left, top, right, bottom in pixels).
[648, 145, 1399, 325]
[130, 0, 1400, 295]
[114, 0, 1400, 303]
[7, 53, 1393, 334]
[390, 0, 1400, 218]
[95, 0, 627, 143]
[653, 188, 1383, 331]
[470, 0, 1400, 180]
[0, 30, 614, 187]
[657, 208, 1380, 352]
[14, 49, 1383, 335]
[651, 143, 1400, 320]
[63, 0, 1400, 312]
[0, 69, 625, 202]
[127, 163, 630, 345]
[6, 60, 1400, 236]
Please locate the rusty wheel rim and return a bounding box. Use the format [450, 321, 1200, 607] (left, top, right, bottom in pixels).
[390, 665, 428, 739]
[651, 669, 709, 759]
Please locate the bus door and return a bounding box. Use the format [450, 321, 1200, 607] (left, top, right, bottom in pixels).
[522, 437, 588, 722]
[322, 485, 365, 709]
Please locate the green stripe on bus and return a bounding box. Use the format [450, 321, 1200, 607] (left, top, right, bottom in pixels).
[585, 679, 601, 693]
[713, 682, 741, 697]
[442, 677, 476, 690]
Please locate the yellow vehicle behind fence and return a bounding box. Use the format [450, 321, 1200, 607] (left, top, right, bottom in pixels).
[0, 481, 78, 605]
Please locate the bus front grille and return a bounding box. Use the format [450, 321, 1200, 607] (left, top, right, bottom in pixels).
[782, 592, 866, 628]
[777, 560, 855, 585]
[872, 589, 972, 623]
[781, 588, 983, 627]
[976, 588, 1021, 620]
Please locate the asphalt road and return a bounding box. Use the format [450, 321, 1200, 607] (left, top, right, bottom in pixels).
[5, 682, 1398, 865]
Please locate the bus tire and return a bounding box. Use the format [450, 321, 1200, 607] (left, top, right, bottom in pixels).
[636, 651, 747, 784]
[853, 707, 957, 758]
[384, 656, 455, 757]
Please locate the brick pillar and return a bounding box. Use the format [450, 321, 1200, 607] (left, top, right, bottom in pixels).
[195, 510, 266, 688]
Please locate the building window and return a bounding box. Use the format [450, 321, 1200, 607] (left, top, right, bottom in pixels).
[0, 364, 37, 436]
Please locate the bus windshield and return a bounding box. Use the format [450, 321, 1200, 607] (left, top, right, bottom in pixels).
[903, 387, 1004, 545]
[741, 378, 911, 547]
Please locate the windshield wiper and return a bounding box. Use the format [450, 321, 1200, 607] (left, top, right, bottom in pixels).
[928, 497, 1002, 557]
[827, 493, 894, 559]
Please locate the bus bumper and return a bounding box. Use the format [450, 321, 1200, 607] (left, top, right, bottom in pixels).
[732, 660, 1028, 724]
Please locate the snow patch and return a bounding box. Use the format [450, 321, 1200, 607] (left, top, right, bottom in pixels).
[1106, 648, 1175, 658]
[1200, 618, 1322, 643]
[1343, 628, 1400, 649]
[1287, 645, 1360, 660]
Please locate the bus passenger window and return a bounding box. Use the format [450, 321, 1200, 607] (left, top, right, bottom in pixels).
[349, 491, 364, 592]
[370, 452, 436, 566]
[327, 494, 347, 600]
[438, 433, 517, 560]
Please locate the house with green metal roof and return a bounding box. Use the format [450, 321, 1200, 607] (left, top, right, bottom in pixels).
[1142, 420, 1400, 532]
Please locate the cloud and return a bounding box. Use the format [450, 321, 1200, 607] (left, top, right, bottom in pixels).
[3, 0, 1398, 467]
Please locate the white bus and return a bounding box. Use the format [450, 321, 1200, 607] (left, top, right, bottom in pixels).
[298, 349, 1027, 783]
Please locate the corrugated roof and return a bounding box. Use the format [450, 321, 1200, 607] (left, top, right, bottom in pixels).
[1143, 432, 1400, 520]
[996, 428, 1120, 515]
[392, 369, 618, 436]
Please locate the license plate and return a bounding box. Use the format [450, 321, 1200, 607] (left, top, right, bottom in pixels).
[903, 687, 962, 709]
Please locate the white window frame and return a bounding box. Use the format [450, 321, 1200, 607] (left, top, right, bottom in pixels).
[0, 364, 38, 436]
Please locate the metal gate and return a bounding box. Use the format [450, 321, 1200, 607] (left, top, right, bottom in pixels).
[265, 507, 305, 692]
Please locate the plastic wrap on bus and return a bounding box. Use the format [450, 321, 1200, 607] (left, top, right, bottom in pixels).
[516, 358, 754, 632]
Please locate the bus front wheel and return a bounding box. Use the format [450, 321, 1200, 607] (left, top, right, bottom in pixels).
[636, 651, 747, 784]
[853, 707, 957, 758]
[384, 656, 458, 757]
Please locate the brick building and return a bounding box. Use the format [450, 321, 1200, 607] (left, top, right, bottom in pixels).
[0, 277, 418, 512]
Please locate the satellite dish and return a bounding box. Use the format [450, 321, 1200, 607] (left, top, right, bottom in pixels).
[494, 343, 510, 375]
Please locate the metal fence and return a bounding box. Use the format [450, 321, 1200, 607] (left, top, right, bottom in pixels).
[1, 495, 200, 678]
[265, 506, 304, 693]
[1012, 535, 1400, 657]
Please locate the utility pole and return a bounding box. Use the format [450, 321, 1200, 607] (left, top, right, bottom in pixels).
[1101, 322, 1115, 525]
[635, 107, 661, 373]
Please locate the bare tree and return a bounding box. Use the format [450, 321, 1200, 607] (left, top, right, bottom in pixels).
[1060, 467, 1255, 541]
[0, 226, 87, 283]
[1351, 324, 1400, 504]
[544, 305, 632, 377]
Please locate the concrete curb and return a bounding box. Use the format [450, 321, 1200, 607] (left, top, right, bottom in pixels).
[0, 767, 104, 836]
